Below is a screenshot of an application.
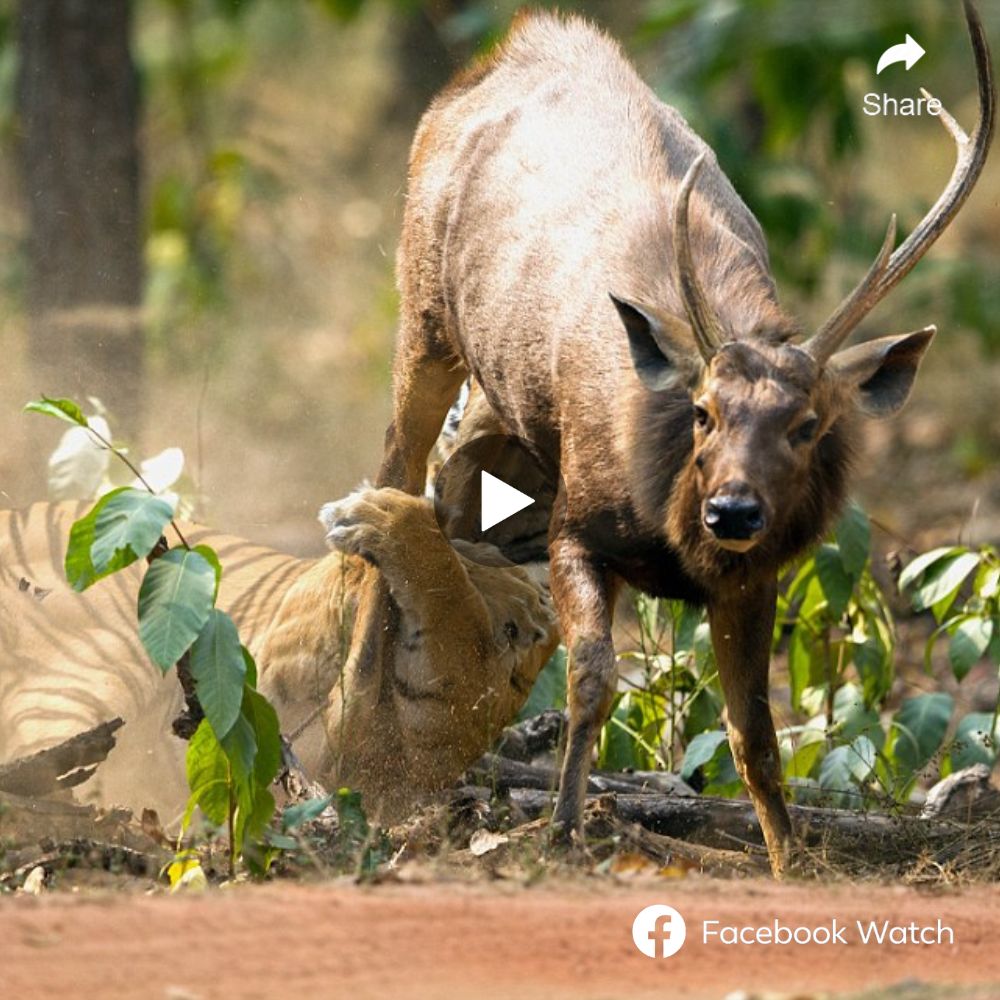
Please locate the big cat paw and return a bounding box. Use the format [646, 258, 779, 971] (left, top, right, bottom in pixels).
[319, 487, 434, 566]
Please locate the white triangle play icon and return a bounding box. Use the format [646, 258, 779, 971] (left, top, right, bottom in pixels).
[480, 470, 535, 531]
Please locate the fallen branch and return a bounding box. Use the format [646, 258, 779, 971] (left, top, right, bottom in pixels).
[506, 786, 1000, 870]
[0, 718, 124, 797]
[493, 710, 566, 762]
[0, 837, 162, 889]
[468, 753, 694, 798]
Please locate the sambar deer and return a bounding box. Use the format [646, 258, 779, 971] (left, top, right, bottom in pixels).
[373, 1, 995, 873]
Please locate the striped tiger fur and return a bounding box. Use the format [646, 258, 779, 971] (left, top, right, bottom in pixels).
[0, 486, 557, 824]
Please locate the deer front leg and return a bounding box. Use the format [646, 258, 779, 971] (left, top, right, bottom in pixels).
[708, 580, 792, 877]
[550, 534, 619, 841]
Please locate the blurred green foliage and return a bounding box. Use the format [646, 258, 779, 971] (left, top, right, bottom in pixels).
[525, 506, 1000, 808]
[1, 0, 995, 350]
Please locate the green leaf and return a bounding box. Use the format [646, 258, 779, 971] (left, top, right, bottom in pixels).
[834, 502, 870, 578]
[23, 396, 88, 427]
[336, 787, 370, 844]
[138, 548, 216, 672]
[221, 709, 257, 786]
[219, 684, 282, 850]
[516, 646, 566, 721]
[988, 625, 1000, 668]
[64, 508, 99, 592]
[184, 719, 230, 828]
[599, 693, 651, 771]
[819, 735, 876, 805]
[978, 565, 1000, 600]
[242, 645, 258, 687]
[683, 686, 722, 741]
[246, 686, 283, 790]
[850, 610, 894, 705]
[787, 626, 821, 712]
[702, 739, 742, 797]
[680, 729, 728, 781]
[950, 712, 1000, 771]
[673, 601, 704, 652]
[784, 727, 825, 780]
[91, 487, 174, 577]
[233, 781, 275, 854]
[816, 543, 853, 619]
[889, 692, 953, 778]
[832, 682, 885, 751]
[221, 684, 282, 790]
[265, 832, 300, 851]
[190, 610, 247, 740]
[282, 795, 334, 832]
[66, 487, 171, 593]
[907, 552, 981, 618]
[692, 621, 715, 672]
[898, 546, 964, 593]
[948, 617, 994, 681]
[193, 544, 223, 602]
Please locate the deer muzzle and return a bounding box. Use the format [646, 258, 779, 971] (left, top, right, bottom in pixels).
[703, 489, 767, 551]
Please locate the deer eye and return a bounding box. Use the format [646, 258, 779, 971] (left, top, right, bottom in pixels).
[693, 404, 711, 429]
[791, 417, 819, 445]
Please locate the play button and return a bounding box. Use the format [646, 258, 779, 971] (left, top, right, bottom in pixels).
[480, 471, 534, 531]
[432, 433, 564, 565]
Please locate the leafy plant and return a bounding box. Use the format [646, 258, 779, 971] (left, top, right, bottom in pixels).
[26, 395, 283, 874]
[520, 499, 987, 809]
[777, 502, 895, 717]
[900, 542, 1000, 774]
[597, 594, 718, 774]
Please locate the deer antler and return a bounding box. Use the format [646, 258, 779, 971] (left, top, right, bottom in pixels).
[674, 152, 727, 363]
[805, 0, 996, 366]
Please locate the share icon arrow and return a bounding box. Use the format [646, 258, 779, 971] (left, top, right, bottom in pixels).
[876, 34, 926, 75]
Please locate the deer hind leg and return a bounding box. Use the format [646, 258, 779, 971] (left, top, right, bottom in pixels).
[549, 534, 620, 841]
[708, 584, 792, 877]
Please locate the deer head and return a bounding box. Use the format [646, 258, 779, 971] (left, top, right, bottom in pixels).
[614, 0, 994, 557]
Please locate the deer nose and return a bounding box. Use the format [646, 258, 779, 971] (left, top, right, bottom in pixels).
[704, 494, 765, 541]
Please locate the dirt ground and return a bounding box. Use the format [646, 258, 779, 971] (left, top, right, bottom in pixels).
[3, 877, 1000, 1000]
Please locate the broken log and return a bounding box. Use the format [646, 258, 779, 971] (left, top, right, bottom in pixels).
[468, 753, 694, 798]
[921, 764, 1000, 820]
[493, 710, 567, 762]
[0, 838, 161, 889]
[0, 718, 124, 797]
[507, 786, 996, 869]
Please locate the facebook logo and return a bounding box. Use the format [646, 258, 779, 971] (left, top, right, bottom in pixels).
[632, 904, 687, 958]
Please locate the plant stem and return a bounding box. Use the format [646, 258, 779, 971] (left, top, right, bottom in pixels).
[227, 769, 236, 880]
[824, 629, 836, 740]
[667, 603, 679, 772]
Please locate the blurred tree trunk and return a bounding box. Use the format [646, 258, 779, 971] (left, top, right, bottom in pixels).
[16, 0, 144, 441]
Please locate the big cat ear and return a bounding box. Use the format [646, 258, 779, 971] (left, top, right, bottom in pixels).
[610, 293, 701, 393]
[829, 326, 935, 418]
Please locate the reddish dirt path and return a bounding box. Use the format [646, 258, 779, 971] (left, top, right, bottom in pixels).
[4, 877, 1000, 1000]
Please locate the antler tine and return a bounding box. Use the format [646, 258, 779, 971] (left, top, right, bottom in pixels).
[921, 86, 969, 144]
[805, 0, 996, 365]
[674, 151, 727, 363]
[805, 215, 897, 365]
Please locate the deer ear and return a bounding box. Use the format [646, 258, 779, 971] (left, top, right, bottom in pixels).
[610, 293, 699, 392]
[830, 326, 935, 418]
